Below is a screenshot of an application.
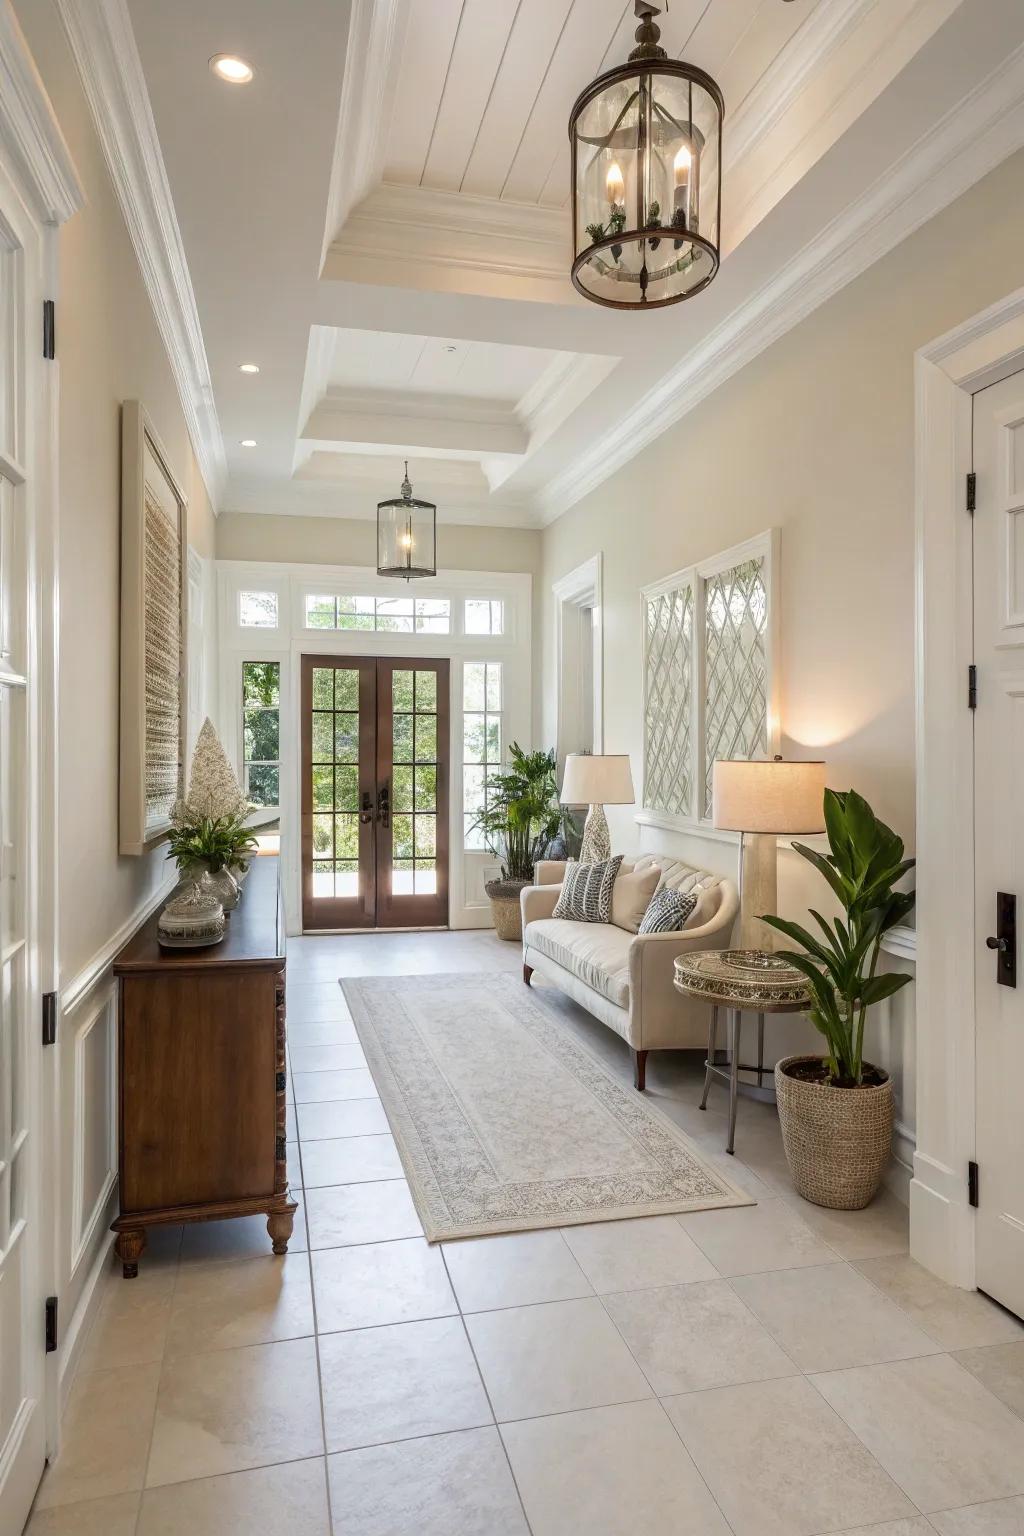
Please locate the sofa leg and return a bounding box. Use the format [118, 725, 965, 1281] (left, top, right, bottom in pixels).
[523, 963, 533, 986]
[633, 1049, 648, 1092]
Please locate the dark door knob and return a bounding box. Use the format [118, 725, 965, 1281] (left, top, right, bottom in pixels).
[986, 935, 1008, 952]
[359, 791, 374, 825]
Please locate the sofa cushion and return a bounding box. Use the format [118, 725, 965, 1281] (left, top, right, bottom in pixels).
[524, 918, 632, 1008]
[611, 863, 661, 933]
[552, 855, 623, 923]
[630, 854, 728, 928]
[638, 888, 698, 934]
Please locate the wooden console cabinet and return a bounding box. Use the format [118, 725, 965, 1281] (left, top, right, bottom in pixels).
[111, 855, 296, 1277]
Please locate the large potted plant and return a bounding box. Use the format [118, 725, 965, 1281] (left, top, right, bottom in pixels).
[474, 744, 561, 941]
[762, 789, 915, 1209]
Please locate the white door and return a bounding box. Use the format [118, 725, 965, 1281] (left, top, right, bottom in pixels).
[973, 369, 1024, 1322]
[0, 166, 47, 1532]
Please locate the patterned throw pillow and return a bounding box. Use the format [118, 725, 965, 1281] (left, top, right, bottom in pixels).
[638, 888, 698, 934]
[552, 855, 623, 923]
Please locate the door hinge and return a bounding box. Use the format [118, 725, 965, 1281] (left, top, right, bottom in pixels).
[966, 471, 976, 513]
[45, 1296, 58, 1353]
[42, 991, 57, 1046]
[968, 663, 978, 709]
[968, 1160, 979, 1208]
[42, 299, 55, 360]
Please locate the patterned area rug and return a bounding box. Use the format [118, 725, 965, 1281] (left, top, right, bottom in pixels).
[342, 972, 753, 1242]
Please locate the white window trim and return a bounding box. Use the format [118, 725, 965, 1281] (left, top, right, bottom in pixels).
[553, 553, 603, 759]
[638, 529, 780, 836]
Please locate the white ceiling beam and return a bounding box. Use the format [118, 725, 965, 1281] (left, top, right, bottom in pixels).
[302, 384, 529, 457]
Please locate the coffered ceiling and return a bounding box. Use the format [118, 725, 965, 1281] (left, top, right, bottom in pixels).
[88, 0, 1024, 526]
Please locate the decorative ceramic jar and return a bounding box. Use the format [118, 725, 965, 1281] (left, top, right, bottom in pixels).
[158, 880, 225, 949]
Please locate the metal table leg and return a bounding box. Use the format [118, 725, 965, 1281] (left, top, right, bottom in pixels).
[727, 1007, 741, 1155]
[700, 1005, 718, 1111]
[757, 1011, 765, 1088]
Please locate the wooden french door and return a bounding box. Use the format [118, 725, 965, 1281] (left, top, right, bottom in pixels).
[301, 656, 450, 930]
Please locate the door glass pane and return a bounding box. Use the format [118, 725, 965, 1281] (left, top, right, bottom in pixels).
[414, 715, 437, 762]
[393, 670, 415, 711]
[335, 669, 359, 710]
[414, 764, 436, 811]
[392, 765, 414, 812]
[334, 713, 359, 763]
[307, 664, 367, 910]
[312, 667, 334, 708]
[312, 713, 333, 761]
[335, 764, 358, 811]
[312, 766, 333, 810]
[392, 713, 414, 762]
[390, 665, 440, 904]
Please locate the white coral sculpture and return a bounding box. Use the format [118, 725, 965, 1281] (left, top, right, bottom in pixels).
[174, 718, 250, 824]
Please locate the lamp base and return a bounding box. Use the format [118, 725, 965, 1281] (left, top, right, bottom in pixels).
[738, 831, 778, 952]
[579, 804, 611, 864]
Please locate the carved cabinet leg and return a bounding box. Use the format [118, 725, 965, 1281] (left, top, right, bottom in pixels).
[267, 1210, 295, 1255]
[115, 1228, 147, 1279]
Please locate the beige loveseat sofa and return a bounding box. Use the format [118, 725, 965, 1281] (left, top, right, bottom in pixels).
[521, 854, 739, 1090]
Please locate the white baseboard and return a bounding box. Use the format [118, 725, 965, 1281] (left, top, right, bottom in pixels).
[57, 1228, 114, 1417]
[910, 1148, 975, 1288]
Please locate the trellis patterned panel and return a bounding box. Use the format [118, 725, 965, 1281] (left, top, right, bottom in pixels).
[643, 585, 693, 817]
[702, 557, 768, 817]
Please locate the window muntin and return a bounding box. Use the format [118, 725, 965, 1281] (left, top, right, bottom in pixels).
[304, 594, 451, 634]
[239, 590, 278, 628]
[464, 598, 504, 636]
[463, 661, 502, 850]
[242, 661, 280, 807]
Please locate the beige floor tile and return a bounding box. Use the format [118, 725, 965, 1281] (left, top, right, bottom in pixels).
[502, 1399, 731, 1536]
[137, 1456, 330, 1534]
[954, 1341, 1024, 1419]
[301, 1132, 404, 1188]
[164, 1253, 314, 1356]
[930, 1497, 1024, 1534]
[287, 1016, 359, 1046]
[79, 1267, 175, 1372]
[293, 1068, 378, 1103]
[319, 1317, 492, 1451]
[34, 1364, 160, 1510]
[731, 1262, 940, 1372]
[443, 1230, 592, 1312]
[285, 983, 353, 1022]
[327, 1427, 528, 1535]
[666, 1375, 915, 1536]
[289, 1042, 366, 1073]
[561, 1214, 719, 1293]
[296, 1096, 389, 1140]
[179, 1204, 307, 1263]
[677, 1198, 837, 1277]
[305, 1179, 423, 1248]
[777, 1187, 910, 1260]
[603, 1279, 797, 1395]
[464, 1296, 652, 1422]
[829, 1524, 933, 1536]
[311, 1237, 455, 1331]
[146, 1337, 324, 1487]
[25, 1492, 140, 1534]
[812, 1354, 1024, 1513]
[855, 1257, 1024, 1350]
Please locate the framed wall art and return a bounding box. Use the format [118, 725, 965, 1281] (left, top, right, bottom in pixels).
[119, 400, 188, 855]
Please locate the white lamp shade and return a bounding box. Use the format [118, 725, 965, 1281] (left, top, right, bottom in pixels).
[560, 753, 635, 807]
[712, 758, 826, 834]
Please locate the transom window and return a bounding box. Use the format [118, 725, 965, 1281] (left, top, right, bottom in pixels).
[464, 598, 504, 636]
[304, 594, 450, 634]
[242, 661, 281, 807]
[239, 590, 278, 628]
[463, 661, 502, 849]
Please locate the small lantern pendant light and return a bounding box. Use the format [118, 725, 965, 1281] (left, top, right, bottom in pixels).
[569, 0, 724, 310]
[376, 461, 437, 580]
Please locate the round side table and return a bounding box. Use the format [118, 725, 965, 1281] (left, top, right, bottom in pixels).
[673, 949, 811, 1155]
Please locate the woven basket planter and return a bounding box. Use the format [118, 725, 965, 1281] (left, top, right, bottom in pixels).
[775, 1054, 894, 1210]
[485, 878, 530, 943]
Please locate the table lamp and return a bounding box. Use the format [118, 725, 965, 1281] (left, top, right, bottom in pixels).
[712, 757, 827, 951]
[560, 753, 635, 864]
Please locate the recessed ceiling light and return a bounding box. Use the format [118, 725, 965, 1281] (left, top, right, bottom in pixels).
[238, 362, 260, 374]
[210, 54, 254, 84]
[240, 438, 257, 448]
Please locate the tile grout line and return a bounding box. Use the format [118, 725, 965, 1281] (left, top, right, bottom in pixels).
[133, 1222, 184, 1531]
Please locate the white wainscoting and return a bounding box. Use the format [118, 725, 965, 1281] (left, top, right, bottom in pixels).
[875, 925, 918, 1203]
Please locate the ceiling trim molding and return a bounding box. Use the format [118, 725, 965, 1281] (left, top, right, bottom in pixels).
[538, 40, 1024, 524]
[0, 0, 83, 224]
[55, 0, 227, 508]
[320, 0, 408, 271]
[326, 181, 574, 305]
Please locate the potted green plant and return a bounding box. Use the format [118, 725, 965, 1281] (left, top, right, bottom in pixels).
[473, 744, 561, 941]
[166, 816, 243, 912]
[762, 789, 916, 1209]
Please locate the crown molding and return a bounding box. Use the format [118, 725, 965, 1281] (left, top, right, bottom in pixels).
[55, 0, 227, 509]
[538, 40, 1024, 524]
[320, 0, 408, 272]
[304, 384, 529, 457]
[0, 0, 83, 223]
[325, 180, 574, 305]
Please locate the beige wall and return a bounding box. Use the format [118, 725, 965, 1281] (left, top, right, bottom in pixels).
[541, 148, 1024, 876]
[15, 0, 217, 985]
[216, 510, 540, 576]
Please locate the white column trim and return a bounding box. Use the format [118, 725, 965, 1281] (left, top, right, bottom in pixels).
[0, 1, 83, 224]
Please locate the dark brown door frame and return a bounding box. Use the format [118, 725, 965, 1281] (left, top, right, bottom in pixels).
[374, 657, 450, 930]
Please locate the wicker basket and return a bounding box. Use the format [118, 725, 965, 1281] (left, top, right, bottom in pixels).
[775, 1054, 894, 1210]
[485, 879, 529, 942]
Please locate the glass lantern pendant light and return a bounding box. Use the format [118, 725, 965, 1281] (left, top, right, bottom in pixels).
[376, 461, 437, 580]
[569, 0, 724, 310]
